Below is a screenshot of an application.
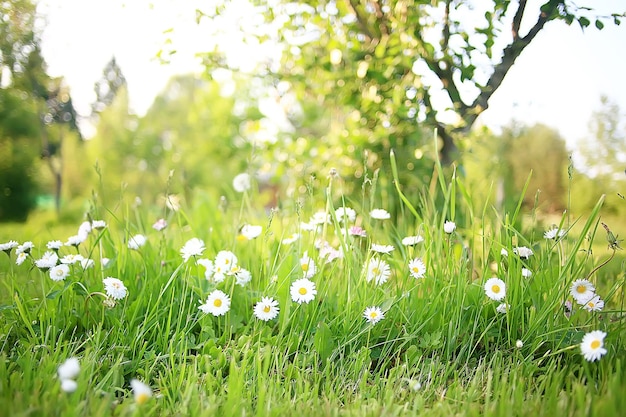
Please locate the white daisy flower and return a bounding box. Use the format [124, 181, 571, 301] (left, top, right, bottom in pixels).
[370, 208, 391, 220]
[516, 340, 524, 348]
[512, 246, 533, 259]
[103, 277, 128, 300]
[364, 258, 391, 285]
[199, 289, 231, 316]
[240, 224, 262, 240]
[310, 210, 330, 225]
[60, 378, 78, 393]
[0, 240, 19, 254]
[35, 251, 59, 270]
[335, 207, 356, 223]
[196, 258, 215, 281]
[214, 250, 238, 276]
[57, 357, 80, 380]
[408, 258, 426, 279]
[101, 257, 111, 268]
[152, 218, 168, 231]
[80, 258, 95, 269]
[290, 278, 317, 304]
[91, 220, 107, 230]
[484, 277, 506, 301]
[49, 264, 70, 281]
[16, 252, 28, 266]
[570, 279, 595, 304]
[60, 254, 84, 265]
[580, 330, 607, 362]
[401, 235, 424, 246]
[443, 221, 456, 234]
[500, 248, 508, 257]
[281, 233, 300, 245]
[299, 252, 317, 278]
[180, 238, 205, 262]
[65, 235, 86, 247]
[583, 295, 604, 312]
[130, 379, 153, 404]
[544, 227, 566, 240]
[496, 303, 510, 313]
[235, 268, 252, 286]
[46, 240, 63, 250]
[371, 243, 395, 254]
[128, 234, 147, 250]
[16, 241, 34, 254]
[521, 267, 532, 278]
[233, 172, 251, 192]
[363, 306, 384, 324]
[78, 221, 92, 237]
[253, 297, 280, 321]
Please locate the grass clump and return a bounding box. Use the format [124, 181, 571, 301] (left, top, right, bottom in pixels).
[0, 151, 624, 417]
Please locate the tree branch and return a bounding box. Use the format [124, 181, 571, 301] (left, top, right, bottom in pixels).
[512, 0, 527, 40]
[346, 0, 376, 42]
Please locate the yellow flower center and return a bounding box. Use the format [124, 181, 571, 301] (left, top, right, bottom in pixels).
[576, 285, 587, 294]
[136, 393, 150, 405]
[588, 302, 595, 308]
[369, 312, 378, 319]
[298, 287, 307, 295]
[412, 267, 420, 273]
[213, 299, 222, 307]
[590, 340, 601, 350]
[263, 305, 271, 313]
[492, 285, 501, 294]
[301, 263, 309, 271]
[372, 267, 380, 275]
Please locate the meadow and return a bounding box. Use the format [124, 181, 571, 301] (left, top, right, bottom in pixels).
[0, 151, 624, 417]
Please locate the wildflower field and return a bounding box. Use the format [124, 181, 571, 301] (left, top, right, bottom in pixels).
[1, 152, 625, 417]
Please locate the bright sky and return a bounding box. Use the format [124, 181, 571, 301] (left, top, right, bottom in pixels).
[37, 0, 626, 149]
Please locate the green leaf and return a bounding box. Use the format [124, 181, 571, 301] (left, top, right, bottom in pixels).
[313, 321, 335, 363]
[578, 16, 590, 29]
[595, 19, 604, 30]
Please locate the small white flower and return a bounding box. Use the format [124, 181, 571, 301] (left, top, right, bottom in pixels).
[364, 257, 391, 285]
[299, 252, 317, 278]
[0, 240, 19, 253]
[496, 303, 510, 313]
[513, 246, 533, 259]
[181, 238, 205, 262]
[91, 220, 107, 230]
[290, 278, 317, 304]
[348, 226, 367, 237]
[214, 250, 238, 276]
[78, 221, 92, 237]
[240, 224, 262, 240]
[371, 243, 395, 254]
[49, 264, 70, 281]
[521, 268, 532, 278]
[401, 235, 424, 246]
[580, 330, 607, 362]
[583, 295, 604, 312]
[46, 240, 63, 250]
[544, 227, 566, 240]
[408, 258, 426, 279]
[570, 279, 595, 304]
[130, 379, 153, 404]
[281, 233, 300, 245]
[196, 258, 215, 281]
[60, 378, 78, 393]
[370, 208, 391, 220]
[80, 258, 95, 269]
[484, 277, 506, 301]
[500, 248, 508, 257]
[253, 297, 280, 321]
[153, 218, 168, 231]
[65, 235, 86, 247]
[58, 357, 80, 380]
[233, 172, 251, 192]
[103, 277, 128, 300]
[35, 251, 59, 269]
[60, 254, 84, 265]
[16, 252, 28, 265]
[16, 241, 34, 254]
[335, 207, 356, 223]
[101, 257, 111, 267]
[443, 221, 456, 234]
[128, 234, 147, 250]
[309, 210, 330, 225]
[235, 268, 252, 286]
[363, 306, 384, 324]
[516, 340, 524, 348]
[199, 290, 231, 316]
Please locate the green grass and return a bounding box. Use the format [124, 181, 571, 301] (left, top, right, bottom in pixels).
[1, 154, 625, 417]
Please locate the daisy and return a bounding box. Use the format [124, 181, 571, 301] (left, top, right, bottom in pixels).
[35, 251, 59, 270]
[65, 234, 86, 247]
[49, 264, 70, 281]
[196, 258, 215, 280]
[319, 242, 343, 263]
[281, 233, 300, 245]
[235, 268, 252, 286]
[335, 207, 356, 223]
[91, 220, 107, 230]
[583, 295, 604, 312]
[16, 241, 34, 255]
[233, 172, 251, 192]
[443, 221, 456, 234]
[77, 221, 92, 237]
[513, 246, 533, 259]
[240, 224, 262, 240]
[544, 227, 566, 240]
[253, 297, 280, 321]
[58, 357, 80, 381]
[130, 379, 153, 404]
[371, 243, 395, 254]
[408, 258, 426, 279]
[103, 277, 128, 300]
[348, 225, 367, 237]
[370, 208, 391, 220]
[101, 257, 111, 267]
[364, 257, 391, 285]
[570, 279, 595, 304]
[290, 278, 317, 304]
[128, 234, 147, 250]
[80, 258, 95, 269]
[363, 306, 384, 324]
[580, 330, 607, 362]
[152, 218, 168, 231]
[46, 240, 63, 251]
[299, 252, 317, 278]
[199, 290, 231, 316]
[309, 210, 330, 225]
[299, 221, 317, 231]
[214, 250, 238, 279]
[16, 252, 28, 265]
[500, 248, 508, 257]
[164, 194, 181, 211]
[181, 238, 205, 262]
[0, 240, 18, 255]
[402, 235, 424, 246]
[516, 340, 524, 348]
[484, 277, 506, 301]
[60, 254, 84, 265]
[60, 379, 78, 393]
[496, 303, 510, 313]
[521, 268, 532, 278]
